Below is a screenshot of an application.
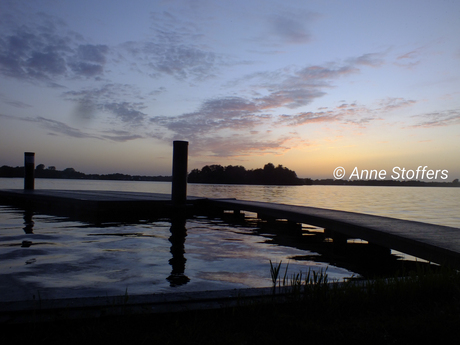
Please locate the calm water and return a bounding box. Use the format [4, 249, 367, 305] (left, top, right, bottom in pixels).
[2, 178, 458, 226]
[0, 178, 459, 302]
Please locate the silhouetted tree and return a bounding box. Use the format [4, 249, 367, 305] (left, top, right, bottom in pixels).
[187, 163, 302, 185]
[0, 165, 24, 177]
[61, 167, 85, 179]
[224, 165, 247, 183]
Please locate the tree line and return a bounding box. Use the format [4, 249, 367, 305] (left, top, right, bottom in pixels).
[187, 163, 311, 185]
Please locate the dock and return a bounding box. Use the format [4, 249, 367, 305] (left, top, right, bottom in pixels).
[0, 189, 204, 221]
[209, 198, 460, 270]
[1, 188, 460, 269]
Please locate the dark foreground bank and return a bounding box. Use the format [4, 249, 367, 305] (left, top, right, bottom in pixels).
[2, 266, 460, 345]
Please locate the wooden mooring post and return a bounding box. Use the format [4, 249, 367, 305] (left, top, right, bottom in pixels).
[24, 152, 35, 190]
[171, 141, 188, 207]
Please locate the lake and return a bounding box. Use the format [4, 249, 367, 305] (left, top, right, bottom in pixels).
[0, 178, 459, 302]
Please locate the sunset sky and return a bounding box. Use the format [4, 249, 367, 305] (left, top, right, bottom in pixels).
[0, 0, 459, 180]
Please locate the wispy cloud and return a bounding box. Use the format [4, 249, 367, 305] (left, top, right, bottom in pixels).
[377, 97, 417, 112]
[411, 109, 460, 127]
[63, 83, 148, 126]
[277, 97, 419, 128]
[348, 52, 385, 67]
[0, 93, 32, 108]
[25, 117, 99, 139]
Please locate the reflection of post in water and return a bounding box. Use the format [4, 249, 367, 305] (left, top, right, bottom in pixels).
[167, 216, 190, 287]
[23, 208, 34, 234]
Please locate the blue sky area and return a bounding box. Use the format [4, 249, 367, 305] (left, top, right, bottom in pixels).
[0, 0, 459, 180]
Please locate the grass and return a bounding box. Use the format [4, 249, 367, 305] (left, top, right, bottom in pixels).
[2, 264, 460, 345]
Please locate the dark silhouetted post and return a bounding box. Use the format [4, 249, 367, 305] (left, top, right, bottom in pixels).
[24, 152, 35, 190]
[171, 141, 188, 206]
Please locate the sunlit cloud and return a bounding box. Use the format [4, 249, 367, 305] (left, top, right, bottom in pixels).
[256, 88, 326, 109]
[395, 47, 423, 68]
[151, 55, 389, 155]
[397, 49, 420, 60]
[277, 111, 340, 126]
[348, 52, 385, 67]
[277, 101, 377, 127]
[190, 134, 299, 157]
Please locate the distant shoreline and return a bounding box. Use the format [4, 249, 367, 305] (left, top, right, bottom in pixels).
[308, 179, 459, 187]
[0, 165, 171, 182]
[1, 176, 459, 188]
[1, 165, 458, 187]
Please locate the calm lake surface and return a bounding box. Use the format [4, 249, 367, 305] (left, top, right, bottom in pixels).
[0, 178, 459, 301]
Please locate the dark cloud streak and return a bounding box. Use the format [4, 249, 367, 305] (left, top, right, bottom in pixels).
[25, 116, 99, 139]
[2, 112, 144, 142]
[100, 129, 143, 142]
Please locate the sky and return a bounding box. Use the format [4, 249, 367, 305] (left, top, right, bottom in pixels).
[0, 0, 459, 181]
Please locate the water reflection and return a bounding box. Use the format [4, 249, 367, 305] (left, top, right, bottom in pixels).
[23, 208, 34, 234]
[166, 216, 190, 287]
